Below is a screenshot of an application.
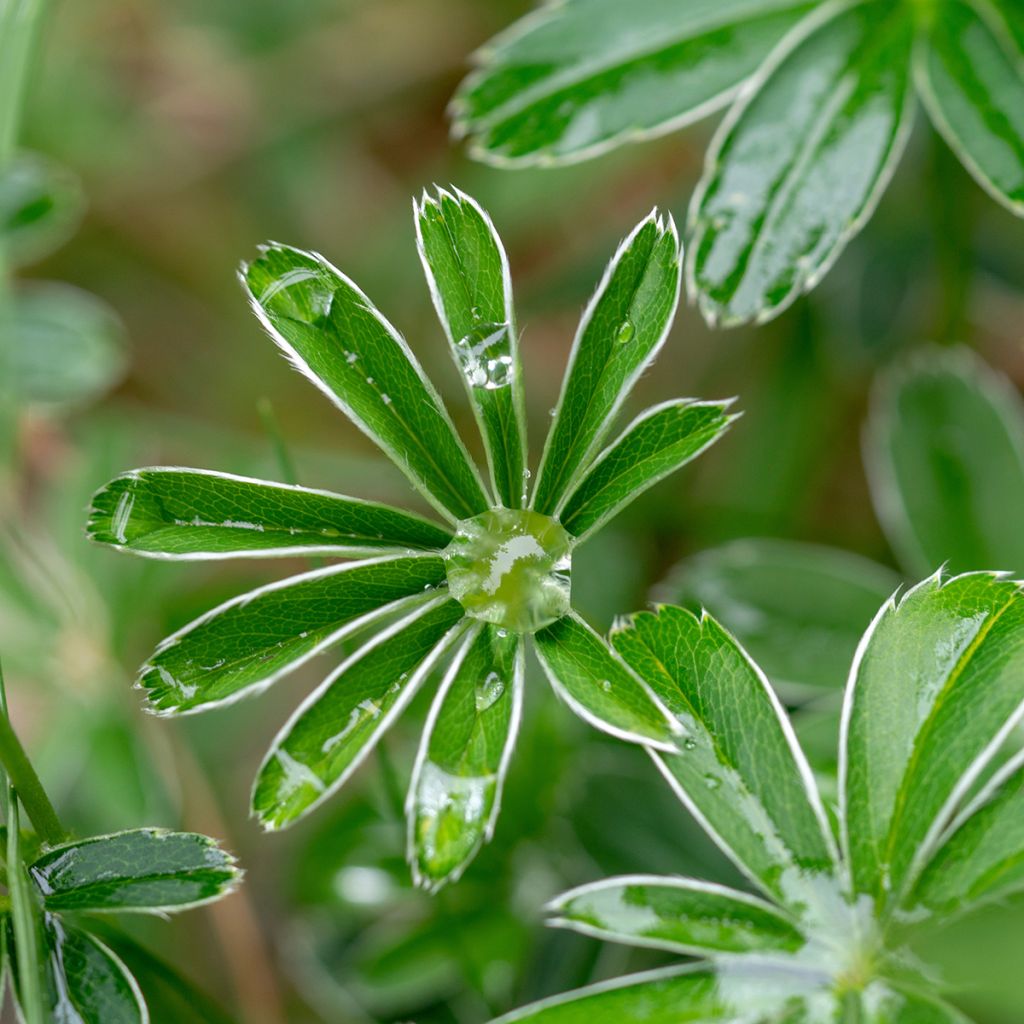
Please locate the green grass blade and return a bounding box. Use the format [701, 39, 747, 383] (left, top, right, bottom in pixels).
[916, 0, 1024, 216]
[839, 571, 1024, 912]
[533, 612, 681, 751]
[611, 605, 837, 912]
[252, 596, 466, 831]
[29, 829, 242, 914]
[415, 187, 527, 508]
[88, 468, 452, 560]
[450, 0, 814, 166]
[546, 875, 805, 956]
[865, 347, 1024, 579]
[138, 554, 446, 715]
[909, 754, 1024, 920]
[532, 211, 682, 515]
[407, 625, 523, 892]
[662, 539, 901, 694]
[559, 400, 736, 540]
[242, 244, 489, 522]
[687, 0, 915, 327]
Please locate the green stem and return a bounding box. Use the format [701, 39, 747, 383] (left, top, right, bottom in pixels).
[256, 397, 299, 486]
[0, 661, 65, 846]
[7, 792, 47, 1024]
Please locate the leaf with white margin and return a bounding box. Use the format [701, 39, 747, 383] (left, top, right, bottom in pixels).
[88, 468, 451, 559]
[407, 625, 523, 891]
[840, 570, 1024, 913]
[534, 612, 682, 752]
[243, 244, 489, 522]
[610, 604, 836, 914]
[546, 874, 805, 956]
[252, 596, 466, 831]
[137, 554, 446, 715]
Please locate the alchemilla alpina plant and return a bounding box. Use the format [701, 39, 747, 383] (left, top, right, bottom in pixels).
[87, 188, 736, 890]
[487, 569, 1024, 1022]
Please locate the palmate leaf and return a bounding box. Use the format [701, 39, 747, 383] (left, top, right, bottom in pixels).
[558, 400, 736, 541]
[840, 571, 1024, 914]
[532, 210, 682, 514]
[88, 468, 452, 559]
[916, 0, 1024, 215]
[243, 244, 489, 522]
[687, 0, 915, 326]
[547, 875, 804, 956]
[138, 554, 446, 715]
[415, 186, 528, 508]
[29, 829, 241, 914]
[252, 596, 466, 831]
[865, 347, 1024, 579]
[534, 612, 681, 751]
[487, 963, 969, 1023]
[451, 0, 814, 167]
[610, 605, 836, 912]
[663, 539, 901, 693]
[407, 625, 523, 891]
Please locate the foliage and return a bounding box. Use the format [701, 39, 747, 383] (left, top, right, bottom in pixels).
[489, 570, 1024, 1021]
[88, 188, 736, 891]
[452, 0, 1024, 325]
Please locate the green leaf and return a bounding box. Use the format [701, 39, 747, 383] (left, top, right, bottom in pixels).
[29, 829, 241, 914]
[840, 571, 1024, 912]
[0, 152, 84, 267]
[687, 0, 915, 326]
[911, 755, 1024, 918]
[138, 554, 446, 715]
[916, 0, 1024, 216]
[450, 0, 814, 166]
[546, 875, 805, 956]
[38, 924, 147, 1024]
[87, 468, 451, 560]
[5, 282, 127, 409]
[243, 244, 489, 521]
[532, 211, 682, 514]
[407, 625, 523, 891]
[610, 605, 836, 911]
[664, 539, 901, 693]
[534, 612, 681, 751]
[252, 596, 466, 831]
[559, 400, 736, 540]
[865, 347, 1024, 578]
[415, 187, 527, 508]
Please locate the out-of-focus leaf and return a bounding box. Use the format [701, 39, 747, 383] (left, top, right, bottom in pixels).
[547, 875, 804, 956]
[88, 469, 451, 559]
[252, 597, 465, 831]
[559, 400, 736, 541]
[533, 210, 681, 514]
[916, 0, 1024, 216]
[5, 282, 126, 409]
[0, 152, 84, 266]
[866, 347, 1024, 578]
[451, 0, 814, 166]
[137, 555, 446, 714]
[534, 612, 681, 751]
[243, 244, 489, 521]
[407, 625, 523, 892]
[610, 605, 836, 911]
[687, 1, 914, 326]
[664, 538, 900, 693]
[841, 571, 1024, 913]
[30, 829, 241, 914]
[415, 186, 527, 507]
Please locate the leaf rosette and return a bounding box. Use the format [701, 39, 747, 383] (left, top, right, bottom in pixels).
[88, 188, 737, 891]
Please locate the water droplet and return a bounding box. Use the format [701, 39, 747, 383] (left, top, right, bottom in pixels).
[616, 319, 635, 344]
[470, 305, 483, 321]
[600, 679, 612, 693]
[381, 393, 392, 405]
[682, 738, 697, 751]
[454, 322, 514, 391]
[703, 773, 722, 791]
[476, 672, 505, 712]
[345, 350, 358, 364]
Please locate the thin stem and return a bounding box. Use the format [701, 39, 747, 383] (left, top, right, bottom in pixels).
[0, 660, 65, 846]
[256, 397, 300, 486]
[7, 792, 46, 1024]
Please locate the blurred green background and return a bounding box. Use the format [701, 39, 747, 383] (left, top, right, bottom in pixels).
[2, 0, 1024, 1021]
